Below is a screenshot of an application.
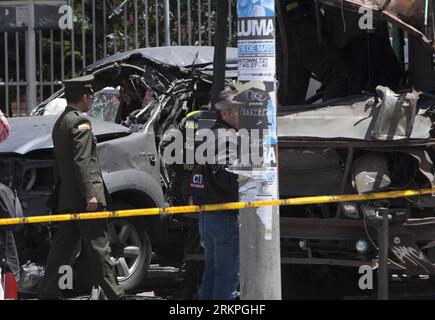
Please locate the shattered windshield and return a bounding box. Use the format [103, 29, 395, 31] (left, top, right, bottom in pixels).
[88, 88, 121, 123]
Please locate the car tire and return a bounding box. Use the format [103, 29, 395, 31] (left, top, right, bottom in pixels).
[109, 199, 152, 292]
[109, 218, 152, 293]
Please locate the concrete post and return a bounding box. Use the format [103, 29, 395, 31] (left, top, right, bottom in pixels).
[237, 0, 281, 300]
[164, 0, 170, 46]
[25, 0, 37, 115]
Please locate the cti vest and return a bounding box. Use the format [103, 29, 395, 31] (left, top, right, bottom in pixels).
[188, 120, 239, 206]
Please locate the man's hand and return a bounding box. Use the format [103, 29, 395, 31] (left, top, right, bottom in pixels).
[86, 196, 98, 211]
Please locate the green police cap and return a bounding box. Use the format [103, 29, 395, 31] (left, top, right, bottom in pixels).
[63, 74, 94, 98]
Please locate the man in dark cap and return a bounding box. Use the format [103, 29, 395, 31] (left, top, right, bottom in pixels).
[39, 75, 124, 300]
[188, 89, 242, 300]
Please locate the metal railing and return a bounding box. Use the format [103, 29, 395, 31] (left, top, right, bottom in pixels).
[0, 0, 236, 116]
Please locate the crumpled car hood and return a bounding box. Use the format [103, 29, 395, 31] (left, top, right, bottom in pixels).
[83, 46, 238, 75]
[0, 115, 131, 155]
[277, 95, 432, 140]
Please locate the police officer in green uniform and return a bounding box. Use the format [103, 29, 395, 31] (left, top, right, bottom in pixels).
[39, 75, 124, 300]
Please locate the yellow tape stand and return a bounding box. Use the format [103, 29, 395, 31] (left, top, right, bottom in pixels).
[1, 187, 434, 226]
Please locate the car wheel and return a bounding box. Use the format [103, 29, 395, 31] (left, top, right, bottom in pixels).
[109, 218, 152, 293]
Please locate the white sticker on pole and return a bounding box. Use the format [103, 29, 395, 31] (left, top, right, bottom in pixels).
[16, 6, 29, 28]
[256, 206, 273, 240]
[256, 168, 278, 240]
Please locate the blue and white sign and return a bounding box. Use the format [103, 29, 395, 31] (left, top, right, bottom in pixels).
[237, 1, 276, 82]
[237, 0, 275, 18]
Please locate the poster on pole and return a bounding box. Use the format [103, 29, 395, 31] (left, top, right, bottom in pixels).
[16, 5, 30, 28]
[0, 5, 28, 31]
[237, 0, 276, 82]
[236, 0, 279, 240]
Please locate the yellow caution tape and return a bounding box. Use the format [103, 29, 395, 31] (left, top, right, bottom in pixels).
[0, 187, 434, 226]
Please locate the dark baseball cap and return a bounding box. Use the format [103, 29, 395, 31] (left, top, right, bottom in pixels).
[214, 89, 247, 110]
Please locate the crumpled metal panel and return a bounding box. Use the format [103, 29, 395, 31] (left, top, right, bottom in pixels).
[277, 95, 432, 140]
[320, 0, 424, 26]
[319, 0, 432, 50]
[83, 46, 238, 75]
[386, 0, 424, 26]
[371, 86, 419, 140]
[0, 115, 131, 155]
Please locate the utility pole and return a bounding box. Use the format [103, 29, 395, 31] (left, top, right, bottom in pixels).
[236, 0, 281, 299]
[25, 0, 37, 115]
[164, 0, 170, 46]
[211, 0, 229, 103]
